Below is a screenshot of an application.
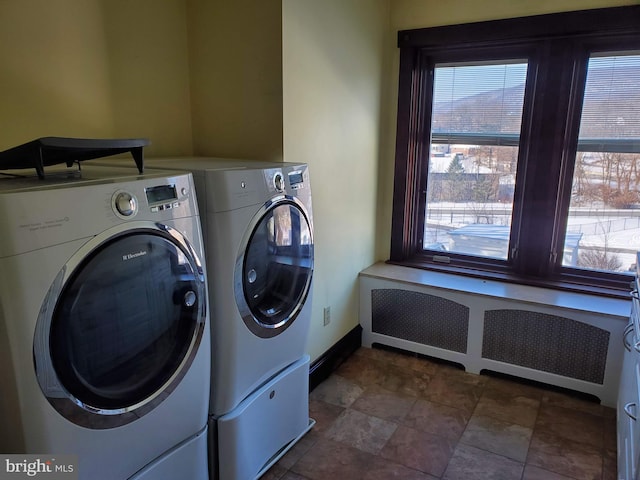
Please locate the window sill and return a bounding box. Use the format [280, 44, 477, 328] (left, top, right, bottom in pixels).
[367, 261, 631, 316]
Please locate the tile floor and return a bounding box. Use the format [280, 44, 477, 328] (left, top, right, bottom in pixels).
[264, 346, 617, 480]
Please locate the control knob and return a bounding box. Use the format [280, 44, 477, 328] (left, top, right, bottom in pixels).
[273, 172, 284, 192]
[114, 192, 137, 217]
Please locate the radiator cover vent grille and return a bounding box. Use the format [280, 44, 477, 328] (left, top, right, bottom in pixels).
[482, 309, 609, 384]
[371, 289, 469, 353]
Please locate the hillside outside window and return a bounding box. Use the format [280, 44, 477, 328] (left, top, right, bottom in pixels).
[425, 61, 527, 260]
[563, 53, 640, 274]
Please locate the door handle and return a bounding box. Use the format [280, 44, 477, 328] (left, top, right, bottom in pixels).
[624, 323, 634, 352]
[624, 402, 637, 421]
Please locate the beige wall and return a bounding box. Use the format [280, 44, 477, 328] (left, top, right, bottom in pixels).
[0, 0, 193, 157]
[3, 0, 634, 363]
[0, 1, 112, 149]
[376, 0, 640, 260]
[102, 0, 194, 156]
[283, 0, 388, 361]
[187, 0, 283, 162]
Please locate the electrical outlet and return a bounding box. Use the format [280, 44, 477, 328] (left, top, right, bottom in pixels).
[323, 306, 331, 326]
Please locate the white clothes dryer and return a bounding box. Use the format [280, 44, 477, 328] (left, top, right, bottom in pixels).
[0, 164, 210, 480]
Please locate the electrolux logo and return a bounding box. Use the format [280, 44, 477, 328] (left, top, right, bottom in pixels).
[122, 250, 147, 261]
[1, 455, 77, 480]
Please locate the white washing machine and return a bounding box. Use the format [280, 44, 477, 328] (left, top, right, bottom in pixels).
[90, 157, 315, 479]
[0, 164, 211, 480]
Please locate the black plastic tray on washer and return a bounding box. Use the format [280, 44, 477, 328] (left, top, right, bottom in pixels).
[0, 137, 149, 179]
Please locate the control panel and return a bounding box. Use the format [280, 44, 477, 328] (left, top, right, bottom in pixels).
[288, 170, 304, 190]
[112, 183, 184, 218]
[145, 184, 180, 212]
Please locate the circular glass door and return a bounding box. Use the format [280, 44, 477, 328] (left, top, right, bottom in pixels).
[35, 226, 206, 428]
[236, 197, 313, 338]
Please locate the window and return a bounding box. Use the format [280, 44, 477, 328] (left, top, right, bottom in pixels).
[391, 6, 640, 296]
[564, 53, 640, 274]
[426, 61, 527, 259]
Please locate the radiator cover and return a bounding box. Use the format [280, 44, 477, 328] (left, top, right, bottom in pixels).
[371, 288, 469, 353]
[482, 309, 609, 384]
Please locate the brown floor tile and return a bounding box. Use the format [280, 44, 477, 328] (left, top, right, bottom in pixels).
[309, 374, 363, 408]
[363, 459, 439, 480]
[335, 352, 388, 388]
[460, 415, 532, 462]
[351, 385, 417, 423]
[484, 375, 545, 401]
[353, 346, 393, 360]
[291, 348, 617, 480]
[262, 463, 288, 480]
[527, 429, 603, 480]
[522, 465, 575, 480]
[603, 448, 617, 480]
[325, 408, 397, 454]
[422, 374, 484, 414]
[474, 382, 541, 428]
[308, 398, 345, 433]
[604, 414, 617, 452]
[377, 363, 433, 397]
[542, 390, 604, 417]
[276, 429, 321, 470]
[291, 436, 437, 480]
[354, 346, 404, 364]
[385, 351, 440, 377]
[380, 425, 456, 477]
[290, 438, 375, 480]
[442, 444, 524, 480]
[436, 364, 488, 387]
[536, 403, 603, 449]
[403, 398, 470, 441]
[280, 473, 311, 480]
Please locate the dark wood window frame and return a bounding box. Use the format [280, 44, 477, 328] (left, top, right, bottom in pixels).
[390, 5, 640, 298]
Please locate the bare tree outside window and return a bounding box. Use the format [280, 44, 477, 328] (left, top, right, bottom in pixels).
[563, 53, 640, 273]
[424, 62, 527, 258]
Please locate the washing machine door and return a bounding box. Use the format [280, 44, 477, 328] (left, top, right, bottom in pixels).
[235, 196, 313, 338]
[34, 223, 206, 429]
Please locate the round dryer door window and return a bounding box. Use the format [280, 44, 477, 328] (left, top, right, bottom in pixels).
[35, 226, 206, 428]
[236, 197, 314, 338]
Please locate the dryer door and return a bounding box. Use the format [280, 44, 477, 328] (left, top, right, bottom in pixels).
[34, 224, 206, 429]
[235, 196, 314, 338]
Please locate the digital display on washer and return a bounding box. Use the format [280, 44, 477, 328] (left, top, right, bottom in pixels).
[145, 184, 177, 204]
[288, 171, 304, 186]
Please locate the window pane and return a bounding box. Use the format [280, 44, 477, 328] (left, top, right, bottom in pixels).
[563, 53, 640, 274]
[424, 62, 527, 259]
